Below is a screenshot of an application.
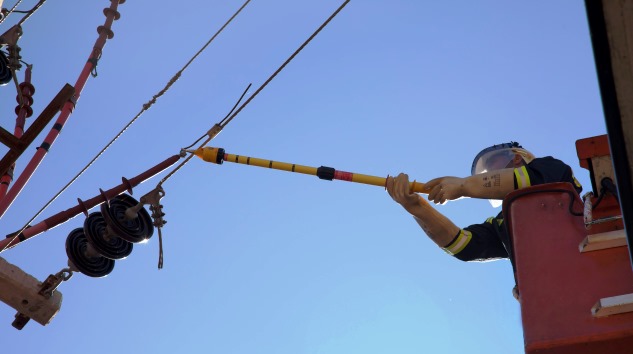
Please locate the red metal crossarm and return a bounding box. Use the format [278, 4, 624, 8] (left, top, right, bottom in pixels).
[0, 0, 124, 219]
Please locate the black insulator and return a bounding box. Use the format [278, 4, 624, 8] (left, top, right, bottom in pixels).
[65, 228, 115, 278]
[84, 212, 133, 260]
[103, 8, 121, 20]
[96, 25, 114, 39]
[15, 94, 33, 106]
[101, 194, 154, 243]
[14, 105, 33, 117]
[0, 52, 12, 86]
[18, 82, 35, 96]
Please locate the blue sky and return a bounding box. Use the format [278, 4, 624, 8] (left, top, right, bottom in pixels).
[0, 1, 606, 353]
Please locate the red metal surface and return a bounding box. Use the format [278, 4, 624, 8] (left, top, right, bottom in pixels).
[588, 195, 624, 235]
[0, 0, 122, 219]
[575, 133, 624, 235]
[576, 134, 611, 170]
[504, 182, 633, 353]
[0, 66, 33, 197]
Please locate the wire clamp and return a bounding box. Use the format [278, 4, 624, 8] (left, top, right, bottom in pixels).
[206, 123, 223, 140]
[130, 187, 167, 268]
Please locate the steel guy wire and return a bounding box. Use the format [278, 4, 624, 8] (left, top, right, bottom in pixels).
[158, 0, 351, 188]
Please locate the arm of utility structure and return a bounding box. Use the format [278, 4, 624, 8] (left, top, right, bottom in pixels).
[0, 0, 124, 220]
[0, 154, 181, 252]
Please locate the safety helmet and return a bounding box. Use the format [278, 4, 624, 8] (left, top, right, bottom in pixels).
[471, 142, 527, 176]
[471, 142, 529, 208]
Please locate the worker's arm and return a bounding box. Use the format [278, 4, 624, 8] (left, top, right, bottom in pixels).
[386, 173, 460, 247]
[423, 168, 516, 204]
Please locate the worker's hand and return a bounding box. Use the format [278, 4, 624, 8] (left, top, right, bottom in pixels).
[424, 176, 466, 204]
[386, 173, 421, 210]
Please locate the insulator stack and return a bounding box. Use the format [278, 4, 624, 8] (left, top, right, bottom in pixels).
[83, 212, 133, 260]
[15, 81, 35, 119]
[65, 194, 154, 278]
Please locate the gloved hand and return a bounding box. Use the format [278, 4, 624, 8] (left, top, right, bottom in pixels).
[386, 173, 421, 210]
[424, 177, 466, 204]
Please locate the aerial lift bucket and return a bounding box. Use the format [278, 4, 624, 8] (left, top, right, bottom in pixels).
[506, 135, 633, 353]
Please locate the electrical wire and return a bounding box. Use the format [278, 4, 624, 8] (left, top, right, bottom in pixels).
[0, 0, 23, 25]
[220, 0, 350, 129]
[158, 0, 351, 188]
[183, 83, 252, 151]
[16, 0, 46, 26]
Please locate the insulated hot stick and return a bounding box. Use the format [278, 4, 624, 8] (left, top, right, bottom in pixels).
[189, 147, 427, 193]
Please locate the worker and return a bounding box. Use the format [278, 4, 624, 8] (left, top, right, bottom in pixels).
[386, 142, 582, 263]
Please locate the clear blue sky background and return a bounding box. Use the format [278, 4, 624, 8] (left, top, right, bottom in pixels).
[0, 1, 606, 353]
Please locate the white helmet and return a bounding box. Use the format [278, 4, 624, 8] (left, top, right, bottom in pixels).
[471, 142, 530, 208]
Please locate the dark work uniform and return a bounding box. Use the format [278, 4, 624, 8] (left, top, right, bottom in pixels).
[442, 157, 583, 262]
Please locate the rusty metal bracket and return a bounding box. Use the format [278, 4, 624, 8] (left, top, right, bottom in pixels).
[0, 84, 75, 177]
[38, 268, 72, 300]
[13, 267, 72, 329]
[0, 25, 22, 46]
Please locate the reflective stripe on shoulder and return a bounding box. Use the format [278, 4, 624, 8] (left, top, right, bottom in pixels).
[443, 230, 472, 256]
[514, 166, 531, 189]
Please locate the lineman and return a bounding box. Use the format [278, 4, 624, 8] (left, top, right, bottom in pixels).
[386, 142, 582, 263]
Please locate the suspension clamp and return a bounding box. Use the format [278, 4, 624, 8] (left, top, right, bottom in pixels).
[141, 187, 167, 228]
[130, 187, 168, 268]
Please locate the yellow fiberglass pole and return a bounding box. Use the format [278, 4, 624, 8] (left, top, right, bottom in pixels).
[189, 147, 427, 193]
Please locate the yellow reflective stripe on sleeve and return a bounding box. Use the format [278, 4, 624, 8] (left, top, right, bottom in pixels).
[514, 168, 522, 188]
[443, 230, 472, 256]
[514, 166, 531, 189]
[522, 166, 531, 187]
[486, 217, 494, 224]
